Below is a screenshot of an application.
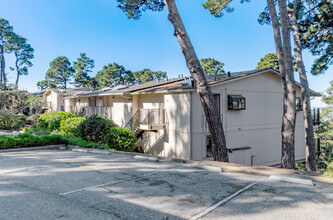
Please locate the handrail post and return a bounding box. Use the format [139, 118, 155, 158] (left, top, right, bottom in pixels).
[148, 109, 151, 129]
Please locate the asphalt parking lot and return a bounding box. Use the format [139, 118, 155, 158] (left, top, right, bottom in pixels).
[0, 149, 332, 220]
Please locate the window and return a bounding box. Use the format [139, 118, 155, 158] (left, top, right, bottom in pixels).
[228, 95, 246, 110]
[213, 94, 220, 113]
[296, 97, 302, 111]
[89, 98, 96, 107]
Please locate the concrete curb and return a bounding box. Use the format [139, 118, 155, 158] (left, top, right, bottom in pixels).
[72, 148, 89, 153]
[199, 161, 333, 185]
[133, 155, 159, 162]
[269, 175, 314, 186]
[70, 147, 112, 155]
[191, 164, 223, 172]
[90, 150, 112, 155]
[0, 145, 66, 153]
[68, 146, 196, 164]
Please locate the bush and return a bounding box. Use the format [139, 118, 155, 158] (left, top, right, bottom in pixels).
[104, 127, 137, 152]
[74, 114, 116, 143]
[37, 111, 76, 130]
[64, 135, 104, 149]
[0, 136, 19, 148]
[0, 109, 26, 130]
[23, 127, 51, 136]
[49, 119, 62, 130]
[0, 133, 69, 149]
[58, 117, 86, 135]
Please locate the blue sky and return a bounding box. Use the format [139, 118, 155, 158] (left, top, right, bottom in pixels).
[0, 0, 331, 107]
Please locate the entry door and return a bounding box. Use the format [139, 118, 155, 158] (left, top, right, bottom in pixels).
[97, 98, 103, 107]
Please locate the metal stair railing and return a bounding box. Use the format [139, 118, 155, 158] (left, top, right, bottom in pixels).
[125, 109, 141, 131]
[125, 109, 165, 132]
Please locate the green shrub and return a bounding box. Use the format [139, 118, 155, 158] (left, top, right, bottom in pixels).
[324, 162, 333, 177]
[37, 111, 76, 130]
[22, 127, 32, 133]
[0, 133, 69, 149]
[74, 114, 116, 143]
[0, 136, 19, 149]
[39, 135, 68, 146]
[23, 128, 51, 136]
[0, 109, 26, 130]
[58, 117, 86, 135]
[317, 145, 333, 170]
[64, 135, 104, 148]
[49, 119, 62, 130]
[104, 127, 137, 152]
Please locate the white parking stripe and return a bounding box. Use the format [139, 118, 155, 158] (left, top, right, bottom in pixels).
[59, 171, 159, 196]
[189, 179, 263, 220]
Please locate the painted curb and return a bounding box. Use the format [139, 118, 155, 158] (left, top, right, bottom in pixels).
[133, 155, 159, 162]
[90, 150, 112, 155]
[269, 175, 314, 186]
[72, 148, 89, 153]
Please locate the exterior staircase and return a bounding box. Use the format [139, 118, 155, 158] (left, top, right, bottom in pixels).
[125, 109, 165, 139]
[125, 109, 166, 153]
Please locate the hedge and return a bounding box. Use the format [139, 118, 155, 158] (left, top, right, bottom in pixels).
[0, 133, 105, 150]
[57, 117, 86, 135]
[74, 114, 116, 143]
[37, 111, 76, 130]
[0, 133, 68, 149]
[104, 127, 137, 152]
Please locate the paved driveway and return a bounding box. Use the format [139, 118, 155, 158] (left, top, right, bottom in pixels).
[0, 149, 332, 220]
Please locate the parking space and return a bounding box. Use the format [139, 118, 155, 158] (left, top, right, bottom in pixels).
[0, 149, 332, 220]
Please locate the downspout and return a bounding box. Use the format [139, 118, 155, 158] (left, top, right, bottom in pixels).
[189, 91, 193, 160]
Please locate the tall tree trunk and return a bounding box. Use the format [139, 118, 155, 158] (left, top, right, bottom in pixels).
[267, 0, 296, 169]
[164, 0, 228, 162]
[289, 1, 316, 171]
[0, 45, 4, 87]
[0, 50, 3, 86]
[14, 52, 19, 90]
[278, 0, 297, 169]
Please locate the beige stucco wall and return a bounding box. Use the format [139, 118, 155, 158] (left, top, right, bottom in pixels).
[112, 95, 132, 127]
[64, 99, 71, 112]
[73, 97, 89, 111]
[45, 91, 63, 112]
[191, 71, 307, 166]
[139, 93, 191, 160]
[162, 93, 191, 159]
[139, 93, 164, 109]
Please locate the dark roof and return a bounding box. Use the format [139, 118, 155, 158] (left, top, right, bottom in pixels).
[47, 88, 91, 96]
[130, 68, 275, 94]
[70, 78, 185, 98]
[65, 68, 320, 97]
[31, 91, 45, 96]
